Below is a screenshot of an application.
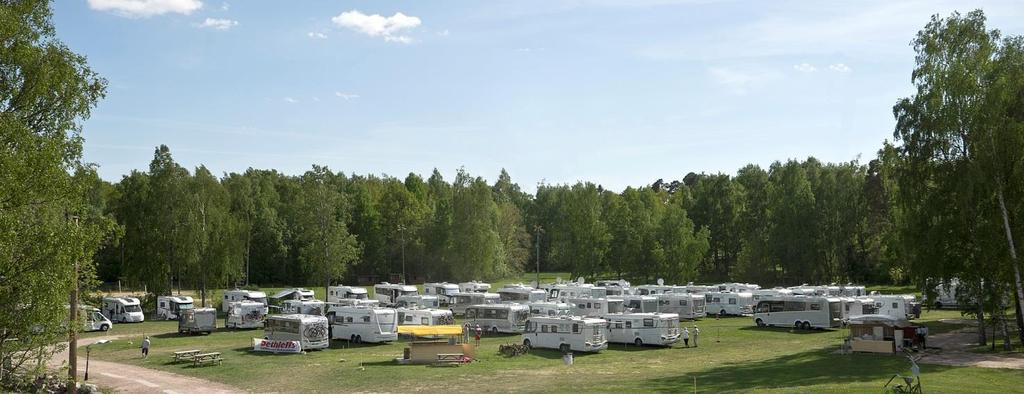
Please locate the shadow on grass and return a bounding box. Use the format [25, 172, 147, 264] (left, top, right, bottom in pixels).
[644, 348, 955, 393]
[737, 326, 837, 335]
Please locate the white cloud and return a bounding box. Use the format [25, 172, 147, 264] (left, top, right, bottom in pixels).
[793, 63, 816, 73]
[284, 97, 298, 103]
[220, 1, 229, 11]
[331, 10, 421, 44]
[437, 29, 450, 37]
[307, 32, 328, 39]
[198, 17, 238, 30]
[828, 63, 852, 73]
[335, 92, 360, 100]
[708, 67, 782, 95]
[87, 0, 202, 18]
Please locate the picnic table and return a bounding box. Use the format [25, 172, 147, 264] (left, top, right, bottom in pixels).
[172, 350, 202, 363]
[434, 353, 469, 366]
[191, 352, 223, 367]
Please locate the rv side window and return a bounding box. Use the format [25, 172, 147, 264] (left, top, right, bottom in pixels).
[572, 323, 579, 333]
[625, 321, 632, 328]
[810, 303, 821, 311]
[421, 317, 429, 325]
[614, 322, 623, 329]
[577, 304, 586, 309]
[404, 315, 413, 322]
[594, 303, 601, 309]
[551, 325, 558, 333]
[541, 324, 548, 333]
[679, 300, 688, 306]
[362, 316, 370, 323]
[713, 297, 721, 303]
[728, 298, 736, 305]
[346, 316, 353, 323]
[892, 302, 898, 309]
[643, 319, 654, 327]
[466, 309, 476, 318]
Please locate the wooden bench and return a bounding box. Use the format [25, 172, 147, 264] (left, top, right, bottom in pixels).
[433, 353, 468, 366]
[191, 352, 223, 367]
[172, 350, 202, 363]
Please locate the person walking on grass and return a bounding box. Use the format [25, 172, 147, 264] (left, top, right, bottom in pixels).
[475, 324, 482, 346]
[682, 327, 690, 347]
[141, 336, 151, 359]
[692, 325, 700, 347]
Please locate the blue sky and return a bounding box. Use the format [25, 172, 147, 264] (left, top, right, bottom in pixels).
[55, 0, 1024, 192]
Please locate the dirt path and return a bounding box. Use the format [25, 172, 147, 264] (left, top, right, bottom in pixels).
[49, 335, 245, 394]
[918, 328, 1024, 370]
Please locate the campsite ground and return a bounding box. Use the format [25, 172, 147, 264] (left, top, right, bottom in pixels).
[85, 277, 1024, 393]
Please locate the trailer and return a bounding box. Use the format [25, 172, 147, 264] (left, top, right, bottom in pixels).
[396, 308, 455, 326]
[871, 295, 921, 320]
[522, 316, 608, 353]
[753, 295, 843, 330]
[449, 292, 500, 316]
[178, 307, 216, 334]
[705, 291, 755, 316]
[458, 281, 491, 293]
[395, 294, 440, 309]
[497, 284, 547, 303]
[225, 300, 266, 329]
[654, 293, 706, 320]
[222, 289, 268, 313]
[271, 288, 316, 302]
[265, 314, 330, 350]
[101, 297, 144, 323]
[604, 312, 681, 346]
[156, 296, 194, 320]
[328, 305, 398, 343]
[374, 283, 418, 306]
[279, 299, 325, 316]
[569, 297, 626, 318]
[618, 295, 660, 313]
[423, 282, 461, 306]
[464, 303, 530, 334]
[327, 285, 369, 303]
[528, 301, 571, 317]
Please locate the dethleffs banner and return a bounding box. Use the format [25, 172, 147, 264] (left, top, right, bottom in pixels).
[252, 338, 302, 353]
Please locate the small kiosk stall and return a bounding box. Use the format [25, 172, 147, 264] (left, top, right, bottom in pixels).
[396, 325, 474, 365]
[847, 314, 914, 354]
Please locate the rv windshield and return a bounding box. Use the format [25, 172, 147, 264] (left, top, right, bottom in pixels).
[400, 290, 417, 297]
[125, 305, 142, 313]
[351, 293, 368, 299]
[642, 300, 657, 312]
[248, 296, 267, 305]
[177, 303, 194, 310]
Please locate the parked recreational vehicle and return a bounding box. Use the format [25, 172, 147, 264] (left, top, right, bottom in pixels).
[522, 316, 608, 353]
[705, 292, 755, 316]
[752, 295, 843, 330]
[396, 308, 455, 326]
[225, 300, 266, 329]
[925, 280, 962, 309]
[265, 314, 330, 350]
[156, 296, 194, 320]
[620, 295, 660, 313]
[715, 283, 761, 293]
[528, 301, 571, 317]
[839, 285, 867, 297]
[464, 303, 531, 334]
[222, 289, 269, 313]
[328, 299, 380, 308]
[459, 281, 492, 293]
[788, 285, 826, 296]
[546, 284, 606, 303]
[101, 297, 144, 323]
[844, 297, 877, 319]
[752, 288, 793, 301]
[872, 295, 920, 320]
[604, 313, 681, 346]
[634, 285, 683, 296]
[423, 282, 460, 305]
[449, 292, 500, 316]
[498, 284, 547, 303]
[280, 299, 325, 316]
[655, 293, 706, 320]
[373, 283, 418, 306]
[78, 306, 112, 332]
[327, 285, 369, 303]
[595, 280, 632, 296]
[569, 297, 626, 317]
[395, 294, 440, 309]
[178, 308, 216, 334]
[328, 305, 398, 343]
[271, 288, 316, 302]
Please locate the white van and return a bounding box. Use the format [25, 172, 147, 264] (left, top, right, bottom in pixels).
[156, 296, 194, 320]
[101, 297, 144, 323]
[604, 312, 681, 346]
[752, 295, 843, 330]
[395, 294, 440, 309]
[464, 303, 531, 334]
[396, 308, 455, 326]
[423, 282, 460, 306]
[327, 285, 369, 303]
[449, 292, 500, 316]
[373, 283, 418, 306]
[79, 306, 112, 332]
[497, 284, 547, 303]
[522, 316, 608, 353]
[528, 301, 571, 317]
[655, 293, 706, 320]
[280, 300, 325, 316]
[705, 292, 755, 316]
[225, 300, 266, 329]
[458, 281, 491, 293]
[265, 314, 330, 350]
[328, 305, 398, 343]
[222, 289, 268, 313]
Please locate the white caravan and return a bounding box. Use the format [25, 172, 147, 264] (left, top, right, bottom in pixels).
[752, 295, 843, 330]
[925, 280, 964, 309]
[788, 285, 826, 296]
[265, 314, 330, 350]
[156, 296, 194, 320]
[545, 284, 607, 303]
[449, 292, 500, 316]
[459, 281, 492, 293]
[715, 283, 761, 293]
[844, 297, 877, 319]
[655, 293, 706, 320]
[327, 285, 369, 303]
[705, 292, 755, 316]
[396, 308, 455, 326]
[373, 283, 418, 306]
[569, 297, 626, 318]
[604, 312, 681, 346]
[178, 308, 216, 335]
[328, 299, 380, 308]
[595, 280, 632, 296]
[423, 282, 460, 305]
[271, 288, 315, 302]
[497, 284, 548, 303]
[464, 303, 531, 334]
[280, 299, 326, 316]
[872, 295, 920, 320]
[522, 316, 608, 353]
[619, 295, 661, 313]
[225, 300, 267, 329]
[528, 301, 571, 317]
[634, 285, 685, 296]
[101, 297, 144, 323]
[222, 289, 268, 313]
[328, 305, 398, 343]
[395, 294, 440, 309]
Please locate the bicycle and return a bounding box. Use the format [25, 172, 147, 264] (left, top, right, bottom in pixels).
[884, 350, 923, 393]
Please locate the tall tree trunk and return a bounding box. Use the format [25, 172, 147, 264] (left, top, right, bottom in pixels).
[977, 286, 988, 347]
[1000, 304, 1012, 351]
[995, 189, 1024, 345]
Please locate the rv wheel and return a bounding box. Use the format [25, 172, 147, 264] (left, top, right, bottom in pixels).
[355, 335, 362, 343]
[634, 338, 643, 347]
[559, 344, 570, 354]
[523, 339, 532, 349]
[350, 334, 357, 343]
[491, 326, 499, 335]
[801, 322, 811, 330]
[794, 322, 802, 330]
[100, 324, 110, 331]
[720, 309, 727, 316]
[934, 302, 943, 309]
[755, 319, 765, 328]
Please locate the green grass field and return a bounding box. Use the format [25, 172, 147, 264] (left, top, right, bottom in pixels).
[86, 307, 1024, 393]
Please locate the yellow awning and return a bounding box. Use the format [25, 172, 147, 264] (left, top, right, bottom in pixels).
[397, 325, 464, 336]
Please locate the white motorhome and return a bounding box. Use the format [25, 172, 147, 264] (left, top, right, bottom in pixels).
[604, 312, 681, 346]
[569, 297, 626, 318]
[752, 288, 794, 301]
[844, 297, 878, 319]
[423, 282, 460, 305]
[76, 305, 111, 332]
[265, 314, 330, 350]
[271, 288, 316, 302]
[459, 281, 492, 293]
[280, 299, 326, 316]
[839, 285, 867, 297]
[156, 296, 194, 320]
[788, 285, 826, 296]
[522, 316, 608, 353]
[328, 305, 398, 343]
[752, 295, 843, 330]
[225, 300, 267, 329]
[925, 280, 963, 309]
[222, 289, 269, 313]
[545, 284, 606, 303]
[705, 292, 755, 316]
[528, 301, 571, 317]
[655, 293, 706, 320]
[178, 308, 216, 335]
[328, 299, 380, 308]
[327, 285, 369, 303]
[634, 285, 685, 296]
[101, 297, 144, 323]
[595, 280, 632, 296]
[373, 283, 418, 306]
[396, 308, 455, 326]
[464, 303, 531, 334]
[449, 292, 500, 316]
[395, 294, 440, 309]
[619, 295, 661, 313]
[872, 295, 921, 320]
[497, 284, 547, 303]
[715, 283, 761, 293]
